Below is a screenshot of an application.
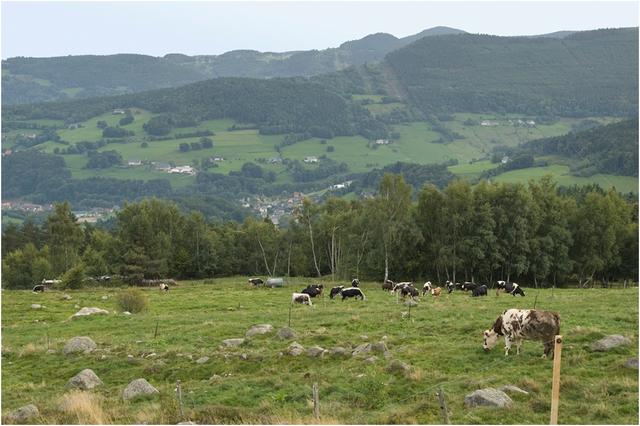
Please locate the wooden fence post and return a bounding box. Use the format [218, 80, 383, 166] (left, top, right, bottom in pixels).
[437, 386, 451, 424]
[550, 335, 563, 425]
[176, 379, 185, 420]
[312, 382, 320, 420]
[288, 303, 292, 327]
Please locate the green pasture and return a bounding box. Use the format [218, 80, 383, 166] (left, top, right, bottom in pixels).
[1, 280, 637, 424]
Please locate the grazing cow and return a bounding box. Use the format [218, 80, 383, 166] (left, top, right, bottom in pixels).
[431, 286, 442, 297]
[472, 285, 488, 297]
[382, 280, 395, 291]
[392, 282, 412, 293]
[341, 287, 366, 301]
[461, 282, 478, 292]
[248, 278, 264, 286]
[159, 283, 169, 291]
[483, 309, 561, 358]
[32, 284, 46, 293]
[422, 281, 432, 296]
[329, 286, 344, 299]
[401, 285, 419, 300]
[301, 284, 324, 298]
[351, 278, 360, 287]
[445, 281, 455, 293]
[496, 281, 525, 296]
[292, 292, 313, 306]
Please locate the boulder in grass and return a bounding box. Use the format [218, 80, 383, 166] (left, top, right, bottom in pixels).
[624, 358, 638, 369]
[66, 369, 103, 390]
[221, 338, 245, 347]
[276, 327, 297, 340]
[246, 324, 274, 338]
[330, 346, 348, 357]
[122, 378, 159, 401]
[386, 359, 411, 375]
[590, 335, 631, 351]
[63, 336, 97, 355]
[72, 307, 109, 318]
[31, 304, 43, 310]
[6, 404, 39, 423]
[352, 343, 372, 357]
[61, 294, 72, 300]
[464, 388, 513, 408]
[195, 356, 209, 364]
[371, 341, 388, 353]
[288, 342, 305, 356]
[306, 346, 326, 358]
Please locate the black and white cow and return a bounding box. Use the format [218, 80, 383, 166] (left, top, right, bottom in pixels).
[351, 278, 360, 287]
[483, 308, 561, 358]
[422, 281, 432, 296]
[159, 282, 169, 291]
[341, 287, 366, 301]
[292, 292, 312, 306]
[248, 278, 264, 286]
[392, 282, 412, 293]
[496, 281, 525, 296]
[32, 284, 46, 293]
[461, 282, 478, 292]
[301, 284, 324, 298]
[382, 280, 395, 291]
[445, 280, 455, 293]
[401, 285, 419, 300]
[472, 285, 487, 297]
[329, 286, 344, 299]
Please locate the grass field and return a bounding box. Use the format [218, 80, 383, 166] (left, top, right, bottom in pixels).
[2, 279, 638, 424]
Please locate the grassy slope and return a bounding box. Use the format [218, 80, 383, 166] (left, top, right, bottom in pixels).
[2, 280, 638, 424]
[8, 110, 634, 193]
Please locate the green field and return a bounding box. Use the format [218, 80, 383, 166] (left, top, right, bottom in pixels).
[2, 280, 638, 424]
[493, 165, 639, 194]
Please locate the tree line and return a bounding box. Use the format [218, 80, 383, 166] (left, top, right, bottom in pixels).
[2, 174, 637, 289]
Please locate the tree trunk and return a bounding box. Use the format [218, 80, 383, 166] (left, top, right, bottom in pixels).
[308, 219, 321, 277]
[383, 245, 389, 284]
[256, 237, 272, 276]
[287, 240, 293, 277]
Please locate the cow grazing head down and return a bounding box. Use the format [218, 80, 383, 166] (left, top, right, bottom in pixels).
[351, 278, 360, 287]
[483, 329, 500, 351]
[329, 286, 344, 299]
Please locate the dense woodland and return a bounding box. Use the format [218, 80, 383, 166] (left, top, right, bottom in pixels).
[2, 174, 637, 290]
[386, 28, 638, 117]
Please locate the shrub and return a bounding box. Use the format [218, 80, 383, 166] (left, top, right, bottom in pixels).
[116, 288, 149, 313]
[61, 264, 85, 289]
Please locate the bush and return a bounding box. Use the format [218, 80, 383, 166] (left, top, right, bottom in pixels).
[116, 288, 149, 313]
[61, 264, 85, 289]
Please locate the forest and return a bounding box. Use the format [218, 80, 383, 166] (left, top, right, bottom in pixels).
[2, 174, 637, 290]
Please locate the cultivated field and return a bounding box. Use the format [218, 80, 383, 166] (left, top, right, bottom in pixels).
[2, 279, 638, 424]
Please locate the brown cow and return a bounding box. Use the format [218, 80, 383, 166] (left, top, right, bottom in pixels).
[483, 309, 560, 358]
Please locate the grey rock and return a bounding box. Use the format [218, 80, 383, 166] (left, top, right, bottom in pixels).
[66, 369, 103, 390]
[276, 327, 297, 340]
[590, 335, 632, 351]
[365, 356, 378, 363]
[101, 295, 109, 300]
[404, 299, 418, 307]
[123, 378, 159, 401]
[371, 341, 388, 353]
[209, 374, 222, 381]
[63, 336, 97, 355]
[195, 356, 209, 364]
[352, 343, 372, 357]
[383, 350, 393, 359]
[624, 358, 639, 369]
[330, 346, 348, 357]
[246, 324, 274, 338]
[123, 311, 131, 315]
[499, 385, 529, 395]
[307, 346, 326, 358]
[31, 304, 43, 309]
[61, 294, 72, 300]
[239, 353, 248, 360]
[177, 422, 197, 425]
[222, 338, 245, 347]
[144, 360, 166, 374]
[464, 388, 513, 408]
[288, 342, 305, 356]
[6, 404, 39, 423]
[386, 359, 410, 375]
[360, 335, 369, 340]
[72, 307, 109, 318]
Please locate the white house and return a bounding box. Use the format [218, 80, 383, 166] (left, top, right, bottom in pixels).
[112, 109, 126, 115]
[375, 139, 390, 145]
[480, 120, 498, 126]
[212, 156, 224, 162]
[128, 159, 142, 167]
[501, 156, 510, 165]
[168, 165, 196, 175]
[304, 156, 318, 163]
[153, 162, 171, 171]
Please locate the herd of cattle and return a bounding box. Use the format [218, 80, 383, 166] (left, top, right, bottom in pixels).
[249, 276, 558, 359]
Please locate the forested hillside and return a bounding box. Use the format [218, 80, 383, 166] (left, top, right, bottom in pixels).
[1, 26, 464, 105]
[522, 118, 639, 176]
[385, 28, 638, 116]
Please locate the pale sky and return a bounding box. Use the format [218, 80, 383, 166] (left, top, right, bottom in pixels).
[1, 1, 638, 59]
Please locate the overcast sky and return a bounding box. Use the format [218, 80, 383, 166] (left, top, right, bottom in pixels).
[2, 1, 638, 58]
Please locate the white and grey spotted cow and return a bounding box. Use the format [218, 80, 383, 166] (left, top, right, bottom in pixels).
[483, 308, 560, 358]
[291, 292, 313, 306]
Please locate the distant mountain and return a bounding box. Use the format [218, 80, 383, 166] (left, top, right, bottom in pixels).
[1, 26, 466, 105]
[384, 27, 638, 117]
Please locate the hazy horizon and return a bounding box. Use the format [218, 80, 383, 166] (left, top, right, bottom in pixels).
[2, 1, 639, 59]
